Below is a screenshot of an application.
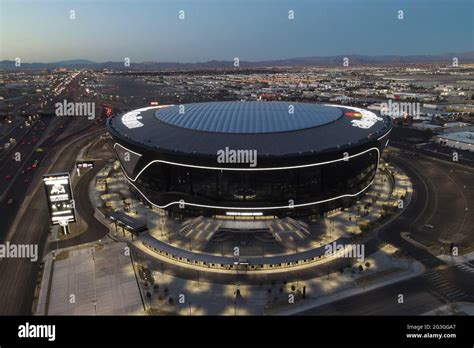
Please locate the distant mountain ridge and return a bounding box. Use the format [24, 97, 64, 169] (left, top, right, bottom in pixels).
[1, 52, 473, 70]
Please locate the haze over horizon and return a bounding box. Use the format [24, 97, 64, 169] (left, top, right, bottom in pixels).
[1, 0, 473, 63]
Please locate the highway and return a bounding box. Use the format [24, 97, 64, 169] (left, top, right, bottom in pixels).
[0, 134, 472, 314]
[0, 127, 106, 314]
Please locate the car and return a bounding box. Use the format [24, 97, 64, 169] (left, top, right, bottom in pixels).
[21, 170, 26, 175]
[26, 166, 32, 171]
[424, 224, 434, 229]
[23, 179, 30, 184]
[21, 140, 27, 145]
[7, 198, 13, 205]
[5, 175, 12, 180]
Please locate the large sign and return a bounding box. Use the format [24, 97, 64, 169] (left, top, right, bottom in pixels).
[43, 173, 76, 225]
[76, 160, 94, 168]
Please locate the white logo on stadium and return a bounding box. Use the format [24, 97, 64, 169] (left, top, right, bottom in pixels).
[325, 105, 383, 129]
[121, 105, 173, 129]
[122, 110, 144, 129]
[347, 107, 382, 129]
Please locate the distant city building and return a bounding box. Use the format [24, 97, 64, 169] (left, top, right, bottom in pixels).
[436, 131, 474, 152]
[412, 123, 443, 132]
[443, 121, 471, 129]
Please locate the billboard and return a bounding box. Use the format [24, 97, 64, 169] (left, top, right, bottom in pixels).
[43, 172, 76, 225]
[76, 161, 94, 168]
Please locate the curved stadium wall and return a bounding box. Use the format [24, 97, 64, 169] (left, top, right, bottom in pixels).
[107, 101, 391, 217]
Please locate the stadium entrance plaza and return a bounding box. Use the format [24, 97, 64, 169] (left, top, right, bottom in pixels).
[37, 159, 420, 315]
[100, 160, 412, 259]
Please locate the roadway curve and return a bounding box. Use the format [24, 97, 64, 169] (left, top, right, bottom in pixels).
[49, 161, 109, 251]
[0, 129, 105, 315]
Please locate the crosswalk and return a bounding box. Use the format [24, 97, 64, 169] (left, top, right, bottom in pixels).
[421, 270, 468, 302]
[454, 262, 474, 274]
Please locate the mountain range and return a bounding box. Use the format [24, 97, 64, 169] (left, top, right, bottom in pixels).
[1, 52, 473, 70]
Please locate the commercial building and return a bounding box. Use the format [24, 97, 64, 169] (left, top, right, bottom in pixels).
[436, 131, 474, 152]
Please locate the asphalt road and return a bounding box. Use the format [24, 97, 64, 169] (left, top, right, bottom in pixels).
[50, 160, 109, 251]
[298, 148, 474, 315]
[0, 117, 91, 242]
[301, 262, 474, 315]
[1, 138, 472, 314]
[0, 128, 105, 315]
[388, 148, 474, 251]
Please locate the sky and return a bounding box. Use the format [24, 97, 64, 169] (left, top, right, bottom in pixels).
[0, 0, 473, 63]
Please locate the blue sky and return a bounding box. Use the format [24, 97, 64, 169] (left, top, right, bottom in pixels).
[1, 0, 473, 62]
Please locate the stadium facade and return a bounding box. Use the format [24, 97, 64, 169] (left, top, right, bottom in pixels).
[107, 101, 391, 217]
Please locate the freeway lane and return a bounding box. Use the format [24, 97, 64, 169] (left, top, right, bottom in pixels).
[0, 117, 90, 241]
[0, 129, 105, 315]
[1, 139, 470, 313]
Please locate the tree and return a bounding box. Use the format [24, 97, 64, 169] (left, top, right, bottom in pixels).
[168, 297, 174, 305]
[358, 265, 364, 272]
[146, 291, 151, 307]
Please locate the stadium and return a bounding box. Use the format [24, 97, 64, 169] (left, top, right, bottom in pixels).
[107, 101, 392, 218]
